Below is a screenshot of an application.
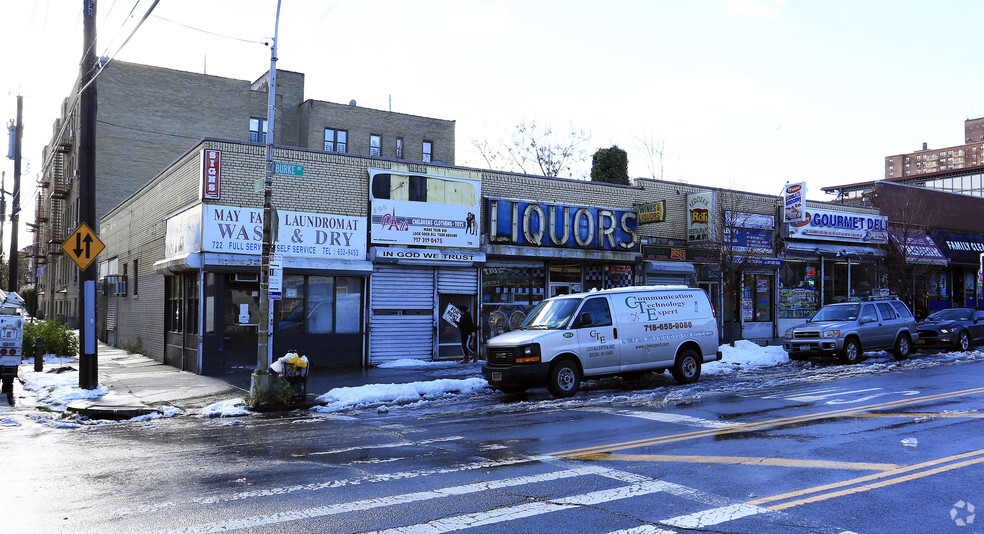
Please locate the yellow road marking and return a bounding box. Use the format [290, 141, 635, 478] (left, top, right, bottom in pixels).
[747, 448, 984, 508]
[577, 453, 898, 471]
[846, 412, 984, 419]
[551, 386, 984, 457]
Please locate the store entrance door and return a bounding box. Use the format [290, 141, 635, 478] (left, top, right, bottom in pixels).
[548, 282, 582, 298]
[223, 278, 259, 369]
[438, 294, 475, 359]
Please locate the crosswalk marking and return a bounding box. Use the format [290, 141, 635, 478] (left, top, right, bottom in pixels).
[579, 407, 740, 428]
[662, 502, 771, 528]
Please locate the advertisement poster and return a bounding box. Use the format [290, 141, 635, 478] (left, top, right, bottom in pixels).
[687, 192, 713, 243]
[164, 204, 203, 260]
[369, 168, 481, 248]
[783, 182, 805, 222]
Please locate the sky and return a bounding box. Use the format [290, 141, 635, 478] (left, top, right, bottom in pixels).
[3, 0, 984, 252]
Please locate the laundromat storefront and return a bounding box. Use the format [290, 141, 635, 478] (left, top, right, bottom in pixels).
[154, 203, 372, 374]
[482, 197, 640, 339]
[367, 168, 484, 363]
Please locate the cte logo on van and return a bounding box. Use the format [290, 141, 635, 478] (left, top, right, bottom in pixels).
[589, 330, 607, 344]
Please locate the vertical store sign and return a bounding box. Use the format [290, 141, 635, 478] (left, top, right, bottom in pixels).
[202, 149, 221, 200]
[783, 182, 806, 223]
[687, 192, 713, 243]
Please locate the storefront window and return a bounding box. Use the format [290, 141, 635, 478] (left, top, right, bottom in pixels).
[482, 265, 545, 305]
[742, 274, 773, 322]
[165, 276, 182, 333]
[779, 261, 819, 319]
[277, 275, 364, 335]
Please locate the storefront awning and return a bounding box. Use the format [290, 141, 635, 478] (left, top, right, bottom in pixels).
[783, 242, 886, 259]
[889, 232, 947, 266]
[156, 252, 374, 275]
[930, 231, 984, 266]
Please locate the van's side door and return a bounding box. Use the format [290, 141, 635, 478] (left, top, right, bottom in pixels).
[572, 296, 620, 376]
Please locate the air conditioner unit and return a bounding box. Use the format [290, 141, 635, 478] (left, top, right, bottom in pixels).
[234, 273, 259, 283]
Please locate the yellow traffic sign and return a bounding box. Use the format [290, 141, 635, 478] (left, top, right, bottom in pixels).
[61, 223, 105, 270]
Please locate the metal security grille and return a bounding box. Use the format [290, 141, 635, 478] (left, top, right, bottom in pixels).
[437, 267, 478, 294]
[369, 265, 435, 362]
[646, 273, 687, 286]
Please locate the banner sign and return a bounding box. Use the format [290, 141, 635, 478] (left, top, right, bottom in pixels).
[783, 182, 806, 222]
[687, 192, 713, 242]
[487, 198, 639, 251]
[368, 168, 481, 248]
[784, 208, 888, 244]
[197, 204, 367, 260]
[164, 204, 203, 259]
[724, 227, 774, 254]
[637, 200, 666, 225]
[641, 245, 719, 263]
[202, 149, 221, 200]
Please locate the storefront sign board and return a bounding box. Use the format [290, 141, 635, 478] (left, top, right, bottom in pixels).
[368, 168, 481, 249]
[487, 198, 639, 251]
[641, 245, 719, 263]
[783, 182, 806, 222]
[784, 208, 888, 243]
[372, 247, 485, 264]
[201, 149, 221, 200]
[637, 201, 666, 225]
[687, 192, 713, 242]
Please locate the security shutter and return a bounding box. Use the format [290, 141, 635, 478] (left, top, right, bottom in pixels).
[437, 267, 478, 294]
[646, 273, 687, 285]
[370, 265, 435, 362]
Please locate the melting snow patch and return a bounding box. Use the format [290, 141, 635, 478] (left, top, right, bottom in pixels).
[20, 369, 107, 409]
[901, 438, 918, 448]
[376, 359, 462, 369]
[312, 377, 490, 412]
[702, 340, 790, 375]
[200, 398, 250, 418]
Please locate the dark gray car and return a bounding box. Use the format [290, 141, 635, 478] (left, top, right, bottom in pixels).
[783, 299, 919, 364]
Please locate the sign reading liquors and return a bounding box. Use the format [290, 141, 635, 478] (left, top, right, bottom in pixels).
[198, 205, 366, 260]
[785, 208, 888, 243]
[487, 198, 639, 251]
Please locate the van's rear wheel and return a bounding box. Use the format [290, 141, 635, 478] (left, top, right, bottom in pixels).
[547, 359, 581, 398]
[671, 349, 701, 384]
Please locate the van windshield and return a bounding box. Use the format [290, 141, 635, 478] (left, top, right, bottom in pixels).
[520, 298, 581, 330]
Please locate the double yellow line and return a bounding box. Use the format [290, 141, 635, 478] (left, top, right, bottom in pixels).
[552, 386, 984, 457]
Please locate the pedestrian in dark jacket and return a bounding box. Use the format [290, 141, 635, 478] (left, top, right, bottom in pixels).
[459, 306, 476, 363]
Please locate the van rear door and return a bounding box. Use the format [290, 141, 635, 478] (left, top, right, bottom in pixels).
[572, 296, 620, 375]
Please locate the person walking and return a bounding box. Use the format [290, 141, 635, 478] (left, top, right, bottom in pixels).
[459, 306, 476, 363]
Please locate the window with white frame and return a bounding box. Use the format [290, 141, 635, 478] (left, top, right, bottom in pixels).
[422, 140, 433, 162]
[370, 134, 382, 157]
[395, 137, 404, 159]
[249, 117, 267, 144]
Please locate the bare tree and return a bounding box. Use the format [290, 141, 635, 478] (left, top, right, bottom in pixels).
[633, 131, 667, 180]
[470, 120, 592, 179]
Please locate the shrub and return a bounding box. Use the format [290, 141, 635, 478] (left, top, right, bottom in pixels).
[23, 319, 79, 357]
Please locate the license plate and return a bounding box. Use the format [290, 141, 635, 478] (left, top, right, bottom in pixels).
[915, 339, 925, 344]
[798, 345, 810, 351]
[491, 372, 502, 381]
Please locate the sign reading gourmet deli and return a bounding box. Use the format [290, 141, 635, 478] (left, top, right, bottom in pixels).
[164, 204, 367, 261]
[368, 168, 481, 248]
[784, 207, 888, 244]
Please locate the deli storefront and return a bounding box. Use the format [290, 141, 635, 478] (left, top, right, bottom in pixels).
[779, 207, 888, 333]
[155, 203, 371, 374]
[482, 197, 640, 340]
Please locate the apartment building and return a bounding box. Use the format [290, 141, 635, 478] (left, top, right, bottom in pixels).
[33, 60, 455, 325]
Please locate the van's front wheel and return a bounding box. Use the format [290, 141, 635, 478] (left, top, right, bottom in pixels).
[548, 359, 581, 398]
[671, 349, 701, 384]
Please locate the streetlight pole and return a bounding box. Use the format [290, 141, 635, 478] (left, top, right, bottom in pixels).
[250, 0, 282, 402]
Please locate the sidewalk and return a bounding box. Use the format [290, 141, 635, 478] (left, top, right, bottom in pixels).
[22, 342, 484, 419]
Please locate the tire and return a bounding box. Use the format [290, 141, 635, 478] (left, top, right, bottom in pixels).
[1, 376, 12, 396]
[955, 330, 971, 352]
[894, 333, 912, 361]
[547, 359, 581, 398]
[839, 338, 861, 364]
[670, 348, 701, 384]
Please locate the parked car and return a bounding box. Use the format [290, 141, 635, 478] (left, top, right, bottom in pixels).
[783, 298, 918, 364]
[915, 307, 984, 352]
[482, 286, 721, 398]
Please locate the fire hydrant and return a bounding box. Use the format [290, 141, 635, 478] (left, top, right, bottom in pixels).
[33, 339, 44, 372]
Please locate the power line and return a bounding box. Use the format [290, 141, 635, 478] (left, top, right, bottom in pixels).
[150, 14, 266, 45]
[77, 0, 161, 97]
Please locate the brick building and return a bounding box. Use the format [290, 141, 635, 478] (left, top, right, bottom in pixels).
[34, 60, 455, 325]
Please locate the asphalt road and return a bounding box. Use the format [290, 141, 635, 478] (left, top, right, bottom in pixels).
[3, 354, 983, 533]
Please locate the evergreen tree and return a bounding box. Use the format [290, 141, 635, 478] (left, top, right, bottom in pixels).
[590, 145, 629, 185]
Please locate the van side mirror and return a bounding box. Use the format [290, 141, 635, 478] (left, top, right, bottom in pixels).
[578, 312, 592, 328]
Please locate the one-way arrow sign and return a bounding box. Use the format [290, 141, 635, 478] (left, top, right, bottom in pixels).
[61, 222, 105, 270]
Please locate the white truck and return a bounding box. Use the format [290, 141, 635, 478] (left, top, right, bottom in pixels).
[0, 290, 25, 395]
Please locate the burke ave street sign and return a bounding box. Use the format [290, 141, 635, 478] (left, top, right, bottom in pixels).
[61, 223, 105, 270]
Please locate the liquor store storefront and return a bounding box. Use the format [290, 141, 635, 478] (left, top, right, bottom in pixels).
[482, 198, 640, 340]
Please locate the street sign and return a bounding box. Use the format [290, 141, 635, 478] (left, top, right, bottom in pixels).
[61, 223, 105, 270]
[268, 253, 283, 300]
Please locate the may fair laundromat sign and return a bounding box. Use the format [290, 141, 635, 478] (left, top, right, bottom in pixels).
[785, 207, 888, 244]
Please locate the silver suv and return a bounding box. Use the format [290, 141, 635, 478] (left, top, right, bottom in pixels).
[783, 299, 919, 364]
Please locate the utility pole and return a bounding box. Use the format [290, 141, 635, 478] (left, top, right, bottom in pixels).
[78, 0, 98, 390]
[250, 0, 282, 401]
[8, 97, 22, 292]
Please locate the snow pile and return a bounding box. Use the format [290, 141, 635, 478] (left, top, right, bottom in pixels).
[703, 340, 790, 375]
[312, 377, 490, 412]
[130, 405, 182, 422]
[21, 368, 107, 409]
[200, 398, 249, 418]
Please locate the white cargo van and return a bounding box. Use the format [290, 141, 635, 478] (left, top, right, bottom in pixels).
[482, 286, 721, 397]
